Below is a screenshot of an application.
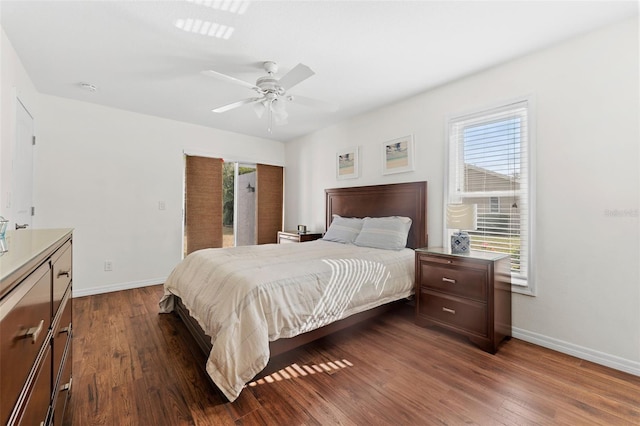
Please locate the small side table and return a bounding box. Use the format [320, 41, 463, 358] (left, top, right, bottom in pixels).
[415, 247, 512, 353]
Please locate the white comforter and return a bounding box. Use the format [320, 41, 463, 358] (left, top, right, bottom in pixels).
[159, 239, 414, 401]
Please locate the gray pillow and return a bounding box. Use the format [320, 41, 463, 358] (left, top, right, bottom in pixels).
[322, 214, 364, 244]
[354, 216, 412, 250]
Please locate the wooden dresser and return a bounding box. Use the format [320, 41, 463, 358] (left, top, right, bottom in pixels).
[415, 247, 511, 354]
[0, 229, 73, 425]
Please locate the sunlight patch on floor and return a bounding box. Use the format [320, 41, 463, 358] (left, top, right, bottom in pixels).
[246, 359, 353, 387]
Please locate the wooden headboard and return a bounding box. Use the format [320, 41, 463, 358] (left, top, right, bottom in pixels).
[325, 181, 428, 249]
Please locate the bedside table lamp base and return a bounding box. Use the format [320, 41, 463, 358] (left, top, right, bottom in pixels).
[451, 231, 471, 254]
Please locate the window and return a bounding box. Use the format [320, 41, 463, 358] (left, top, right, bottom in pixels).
[490, 197, 499, 213]
[447, 99, 534, 290]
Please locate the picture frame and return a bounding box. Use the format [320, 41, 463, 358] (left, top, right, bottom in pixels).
[336, 146, 360, 180]
[382, 135, 414, 175]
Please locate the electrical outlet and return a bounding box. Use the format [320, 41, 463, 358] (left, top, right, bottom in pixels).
[158, 201, 166, 210]
[104, 260, 113, 272]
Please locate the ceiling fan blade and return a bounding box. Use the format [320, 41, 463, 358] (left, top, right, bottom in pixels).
[277, 63, 315, 90]
[202, 70, 260, 92]
[290, 94, 338, 112]
[212, 97, 261, 113]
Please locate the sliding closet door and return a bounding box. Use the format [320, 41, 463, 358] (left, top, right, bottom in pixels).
[185, 155, 223, 255]
[256, 164, 284, 244]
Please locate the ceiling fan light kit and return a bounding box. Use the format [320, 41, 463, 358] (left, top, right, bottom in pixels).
[205, 60, 326, 132]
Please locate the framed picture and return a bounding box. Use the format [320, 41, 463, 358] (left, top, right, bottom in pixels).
[336, 146, 359, 180]
[382, 135, 414, 175]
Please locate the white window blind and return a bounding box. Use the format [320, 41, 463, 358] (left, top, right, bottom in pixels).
[448, 100, 531, 287]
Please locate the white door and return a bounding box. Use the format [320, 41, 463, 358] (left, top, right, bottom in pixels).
[12, 98, 34, 230]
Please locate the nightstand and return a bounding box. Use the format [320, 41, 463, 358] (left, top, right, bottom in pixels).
[415, 247, 511, 353]
[277, 231, 323, 244]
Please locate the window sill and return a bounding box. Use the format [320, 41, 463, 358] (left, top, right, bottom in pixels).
[512, 284, 535, 296]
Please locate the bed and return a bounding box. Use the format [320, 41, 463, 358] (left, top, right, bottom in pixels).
[159, 181, 428, 401]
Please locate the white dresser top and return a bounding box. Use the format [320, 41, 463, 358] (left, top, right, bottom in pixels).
[0, 228, 73, 297]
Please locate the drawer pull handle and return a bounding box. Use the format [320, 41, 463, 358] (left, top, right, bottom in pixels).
[60, 378, 72, 392]
[57, 270, 70, 278]
[59, 326, 71, 335]
[442, 307, 456, 315]
[442, 277, 456, 284]
[19, 319, 45, 343]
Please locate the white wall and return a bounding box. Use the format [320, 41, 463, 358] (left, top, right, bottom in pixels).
[33, 95, 284, 296]
[285, 18, 640, 374]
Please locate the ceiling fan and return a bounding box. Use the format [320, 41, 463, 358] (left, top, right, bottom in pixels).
[203, 61, 335, 131]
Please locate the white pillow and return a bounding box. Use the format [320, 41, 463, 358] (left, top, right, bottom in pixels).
[322, 214, 364, 244]
[354, 216, 412, 250]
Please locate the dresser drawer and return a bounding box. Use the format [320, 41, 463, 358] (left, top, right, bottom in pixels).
[53, 289, 72, 383]
[52, 241, 72, 316]
[53, 346, 72, 426]
[419, 262, 487, 301]
[0, 262, 51, 423]
[17, 347, 52, 426]
[418, 289, 488, 337]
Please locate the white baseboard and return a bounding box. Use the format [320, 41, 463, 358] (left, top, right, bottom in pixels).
[72, 277, 166, 298]
[513, 326, 640, 377]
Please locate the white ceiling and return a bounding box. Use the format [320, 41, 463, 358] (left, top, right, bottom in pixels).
[1, 1, 637, 142]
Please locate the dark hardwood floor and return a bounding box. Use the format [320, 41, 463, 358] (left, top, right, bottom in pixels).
[63, 285, 640, 425]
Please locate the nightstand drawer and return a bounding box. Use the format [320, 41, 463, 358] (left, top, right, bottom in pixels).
[417, 253, 490, 271]
[418, 289, 487, 337]
[419, 263, 487, 301]
[277, 231, 323, 244]
[278, 233, 299, 243]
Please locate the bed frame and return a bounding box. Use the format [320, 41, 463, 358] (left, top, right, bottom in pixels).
[174, 181, 428, 360]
